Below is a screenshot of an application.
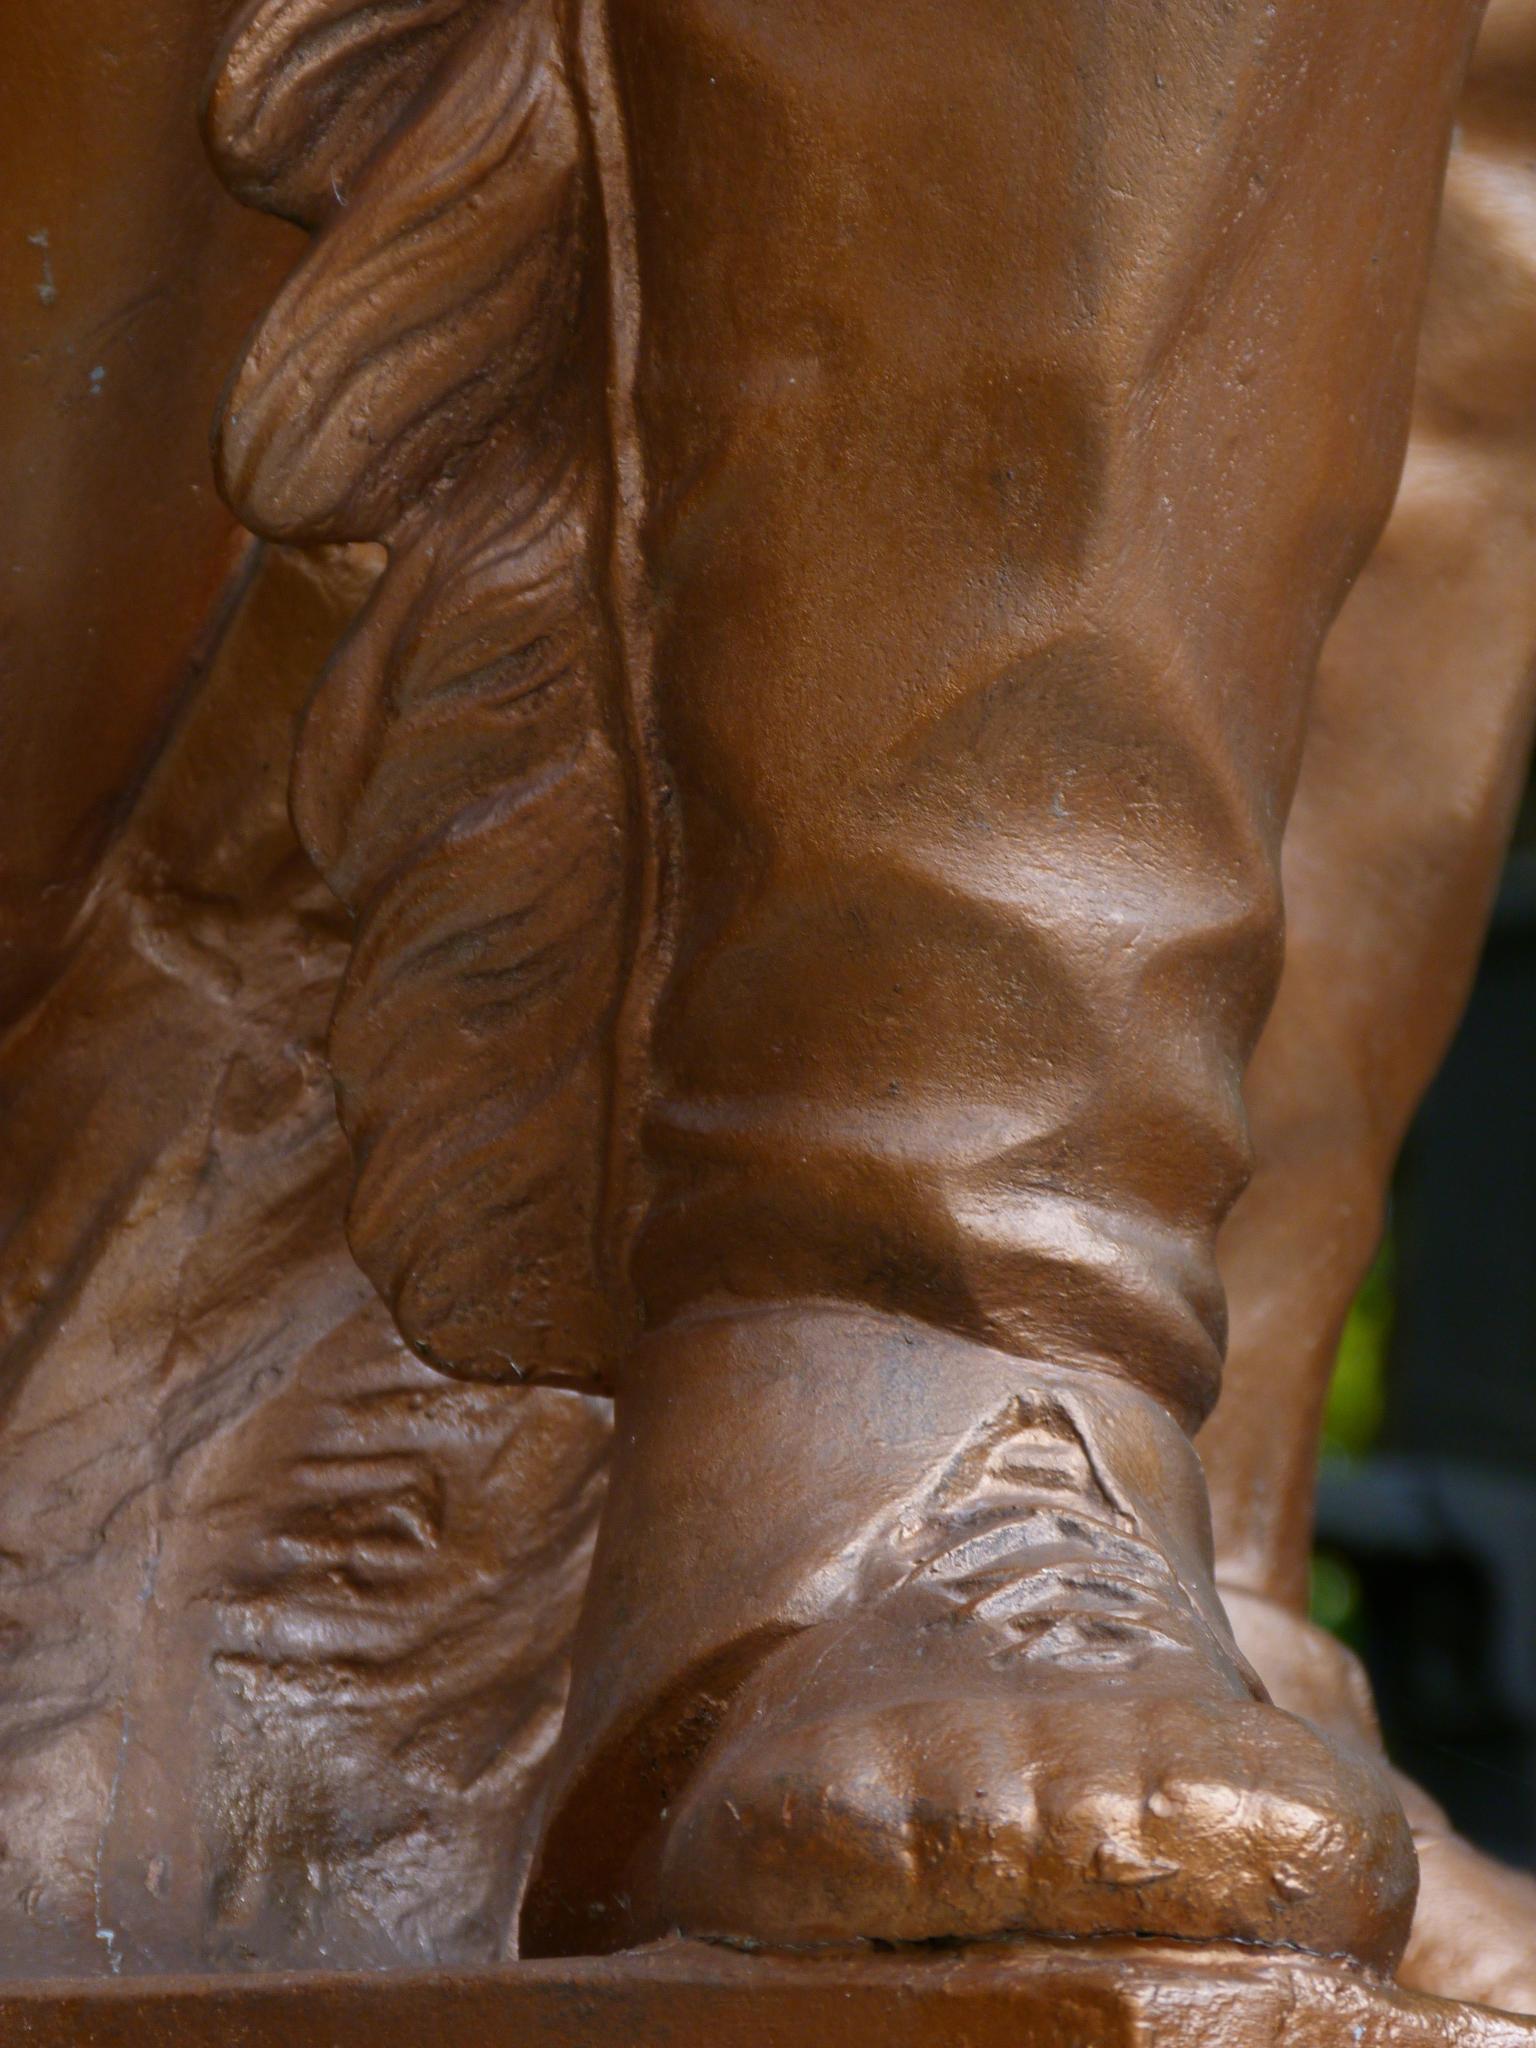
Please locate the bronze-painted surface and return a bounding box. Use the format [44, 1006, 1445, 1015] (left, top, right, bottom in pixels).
[1224, 1592, 1536, 2020]
[1207, 0, 1536, 1633]
[513, 0, 1472, 1966]
[0, 540, 609, 1975]
[1, 0, 1534, 2023]
[1202, 0, 1536, 2007]
[1, 1942, 1535, 2048]
[1, 0, 602, 1982]
[0, 0, 297, 1025]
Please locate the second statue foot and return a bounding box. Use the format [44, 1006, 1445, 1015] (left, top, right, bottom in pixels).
[522, 1309, 1416, 1970]
[1223, 1586, 1536, 2014]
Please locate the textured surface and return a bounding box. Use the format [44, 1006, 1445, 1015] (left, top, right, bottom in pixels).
[1206, 0, 1536, 1633]
[1198, 0, 1536, 2004]
[204, 0, 1490, 1972]
[0, 0, 297, 1027]
[520, 0, 1483, 1966]
[207, 0, 667, 1390]
[2, 0, 1533, 2010]
[0, 1942, 1534, 2048]
[0, 546, 608, 1976]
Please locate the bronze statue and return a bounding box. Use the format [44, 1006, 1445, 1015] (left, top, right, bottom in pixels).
[2, 0, 1535, 2030]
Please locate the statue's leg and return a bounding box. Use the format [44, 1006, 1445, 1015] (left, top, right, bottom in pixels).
[521, 0, 1481, 1967]
[1202, 0, 1536, 2005]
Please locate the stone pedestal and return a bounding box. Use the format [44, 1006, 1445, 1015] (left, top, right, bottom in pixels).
[3, 1940, 1532, 2047]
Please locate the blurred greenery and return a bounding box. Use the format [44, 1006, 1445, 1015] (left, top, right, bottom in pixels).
[1308, 1548, 1366, 1648]
[1308, 1234, 1394, 1641]
[1321, 1234, 1394, 1459]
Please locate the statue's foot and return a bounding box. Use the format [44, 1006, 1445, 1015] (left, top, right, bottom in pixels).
[651, 1597, 1414, 1962]
[1397, 1780, 1536, 2015]
[524, 1310, 1415, 1968]
[1223, 1588, 1536, 2014]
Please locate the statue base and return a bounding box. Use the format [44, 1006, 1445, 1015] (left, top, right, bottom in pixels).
[4, 1939, 1533, 2046]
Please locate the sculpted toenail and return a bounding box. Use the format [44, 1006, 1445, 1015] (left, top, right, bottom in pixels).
[1146, 1789, 1178, 1820]
[1178, 1780, 1242, 1825]
[1093, 1840, 1180, 1885]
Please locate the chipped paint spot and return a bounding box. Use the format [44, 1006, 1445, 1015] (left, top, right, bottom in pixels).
[27, 229, 58, 307]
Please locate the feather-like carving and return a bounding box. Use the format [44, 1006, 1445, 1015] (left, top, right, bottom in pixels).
[205, 0, 665, 1387]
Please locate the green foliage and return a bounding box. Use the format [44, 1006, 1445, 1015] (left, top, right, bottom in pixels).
[1309, 1235, 1394, 1642]
[1321, 1234, 1394, 1460]
[1308, 1548, 1365, 1649]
